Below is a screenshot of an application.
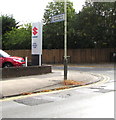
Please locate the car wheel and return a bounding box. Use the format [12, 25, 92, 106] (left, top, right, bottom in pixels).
[3, 63, 13, 68]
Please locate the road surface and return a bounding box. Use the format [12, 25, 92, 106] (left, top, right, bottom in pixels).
[0, 65, 115, 118]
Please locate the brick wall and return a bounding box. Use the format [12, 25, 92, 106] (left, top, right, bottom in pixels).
[2, 65, 52, 79]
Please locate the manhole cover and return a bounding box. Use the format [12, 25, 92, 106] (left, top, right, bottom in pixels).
[90, 87, 114, 93]
[14, 96, 53, 106]
[95, 89, 114, 93]
[14, 94, 68, 106]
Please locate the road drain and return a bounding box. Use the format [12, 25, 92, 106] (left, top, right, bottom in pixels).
[95, 89, 115, 93]
[90, 87, 114, 93]
[14, 94, 66, 106]
[14, 97, 53, 106]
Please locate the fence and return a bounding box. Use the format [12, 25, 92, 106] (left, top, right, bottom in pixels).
[5, 48, 116, 64]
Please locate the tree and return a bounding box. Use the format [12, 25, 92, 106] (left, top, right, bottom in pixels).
[2, 2, 115, 50]
[1, 14, 18, 35]
[43, 1, 76, 49]
[73, 2, 116, 48]
[93, 2, 116, 48]
[3, 24, 31, 50]
[1, 14, 19, 49]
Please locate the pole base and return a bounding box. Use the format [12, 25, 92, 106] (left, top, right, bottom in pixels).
[32, 55, 42, 66]
[64, 58, 68, 80]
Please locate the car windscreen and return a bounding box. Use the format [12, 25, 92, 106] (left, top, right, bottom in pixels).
[0, 50, 10, 57]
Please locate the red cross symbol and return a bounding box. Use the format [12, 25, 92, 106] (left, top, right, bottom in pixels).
[32, 27, 38, 35]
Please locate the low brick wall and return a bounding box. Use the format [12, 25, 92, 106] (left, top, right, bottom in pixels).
[2, 65, 52, 79]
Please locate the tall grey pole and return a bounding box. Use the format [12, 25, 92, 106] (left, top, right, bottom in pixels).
[64, 0, 68, 80]
[53, 0, 68, 80]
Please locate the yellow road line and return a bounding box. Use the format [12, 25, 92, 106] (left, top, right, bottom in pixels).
[0, 74, 110, 102]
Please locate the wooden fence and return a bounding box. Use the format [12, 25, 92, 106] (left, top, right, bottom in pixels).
[5, 48, 116, 64]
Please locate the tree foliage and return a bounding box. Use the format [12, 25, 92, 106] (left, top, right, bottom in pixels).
[3, 24, 31, 50]
[73, 2, 116, 48]
[43, 1, 116, 49]
[2, 1, 116, 50]
[43, 1, 76, 49]
[1, 14, 19, 49]
[1, 15, 18, 35]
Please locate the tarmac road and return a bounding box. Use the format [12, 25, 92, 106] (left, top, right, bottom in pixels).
[0, 64, 115, 118]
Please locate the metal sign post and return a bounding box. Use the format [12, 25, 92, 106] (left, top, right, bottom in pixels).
[53, 0, 68, 80]
[64, 0, 68, 80]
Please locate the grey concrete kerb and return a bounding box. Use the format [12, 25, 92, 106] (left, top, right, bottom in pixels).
[0, 70, 107, 98]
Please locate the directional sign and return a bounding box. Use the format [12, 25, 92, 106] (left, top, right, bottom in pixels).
[51, 14, 65, 23]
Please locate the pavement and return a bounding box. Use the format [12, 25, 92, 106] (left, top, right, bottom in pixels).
[0, 65, 110, 99]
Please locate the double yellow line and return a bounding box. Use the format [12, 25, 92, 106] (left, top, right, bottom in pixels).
[0, 73, 110, 102]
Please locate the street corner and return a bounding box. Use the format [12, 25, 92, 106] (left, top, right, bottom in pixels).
[59, 70, 110, 88]
[0, 69, 110, 101]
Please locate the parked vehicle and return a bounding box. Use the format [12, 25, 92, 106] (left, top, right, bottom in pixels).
[0, 49, 25, 68]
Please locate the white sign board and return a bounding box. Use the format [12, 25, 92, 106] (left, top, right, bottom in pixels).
[32, 22, 42, 55]
[51, 14, 65, 23]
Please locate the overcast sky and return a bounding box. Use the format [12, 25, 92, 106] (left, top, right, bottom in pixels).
[0, 0, 85, 24]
